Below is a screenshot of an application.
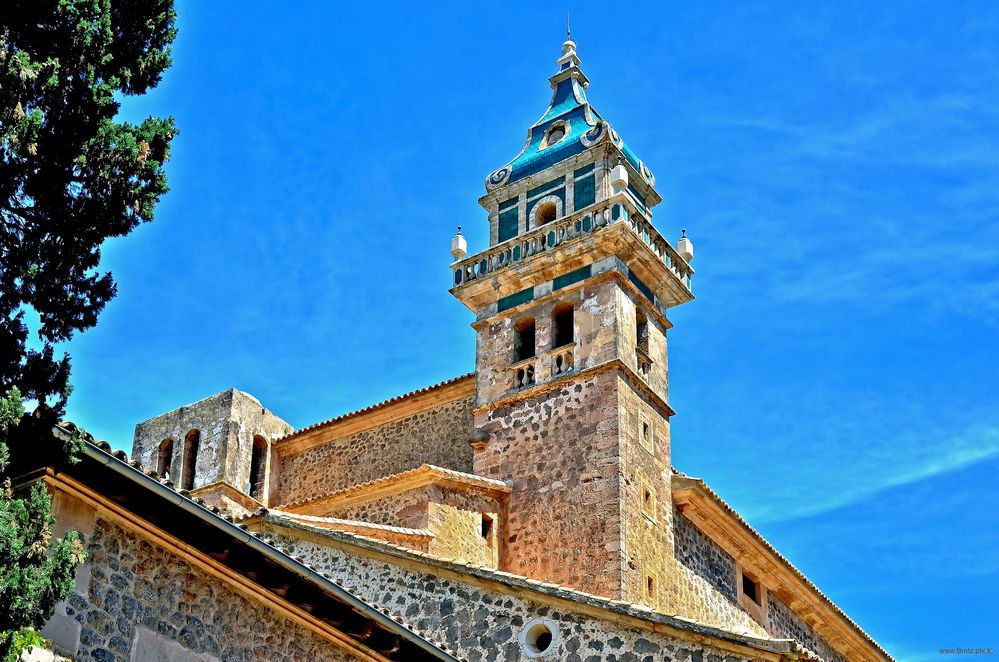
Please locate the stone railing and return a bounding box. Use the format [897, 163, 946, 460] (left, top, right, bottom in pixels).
[452, 194, 693, 292]
[551, 344, 575, 377]
[512, 357, 536, 389]
[635, 346, 653, 379]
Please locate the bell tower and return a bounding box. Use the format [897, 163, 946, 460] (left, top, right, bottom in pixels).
[450, 36, 695, 606]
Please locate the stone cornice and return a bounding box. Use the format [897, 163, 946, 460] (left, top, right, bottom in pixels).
[277, 464, 511, 516]
[471, 356, 676, 419]
[672, 475, 893, 662]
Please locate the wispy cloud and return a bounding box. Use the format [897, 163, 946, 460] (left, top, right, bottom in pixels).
[748, 424, 999, 524]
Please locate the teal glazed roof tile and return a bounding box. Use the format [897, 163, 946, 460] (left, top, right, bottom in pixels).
[485, 39, 656, 191]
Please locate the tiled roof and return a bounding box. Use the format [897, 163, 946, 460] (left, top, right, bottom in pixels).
[259, 509, 435, 541]
[673, 472, 892, 661]
[275, 373, 474, 444]
[277, 464, 511, 512]
[484, 39, 655, 190]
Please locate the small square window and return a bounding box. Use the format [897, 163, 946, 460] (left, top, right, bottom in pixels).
[481, 513, 494, 541]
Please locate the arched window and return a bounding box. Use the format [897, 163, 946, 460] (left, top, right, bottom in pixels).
[514, 317, 536, 362]
[534, 200, 557, 226]
[249, 435, 267, 499]
[551, 302, 574, 348]
[157, 438, 174, 480]
[181, 429, 200, 491]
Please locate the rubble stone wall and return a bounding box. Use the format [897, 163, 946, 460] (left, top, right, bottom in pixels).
[474, 371, 624, 598]
[60, 517, 357, 662]
[276, 395, 475, 505]
[264, 528, 760, 662]
[768, 594, 848, 662]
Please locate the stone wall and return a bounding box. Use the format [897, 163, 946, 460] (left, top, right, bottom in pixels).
[617, 375, 674, 609]
[275, 396, 475, 506]
[474, 370, 624, 598]
[768, 594, 848, 662]
[326, 485, 502, 568]
[672, 508, 765, 636]
[132, 389, 291, 501]
[263, 527, 760, 662]
[60, 517, 357, 662]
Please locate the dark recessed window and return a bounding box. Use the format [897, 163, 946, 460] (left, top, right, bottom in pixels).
[743, 573, 760, 605]
[514, 317, 536, 361]
[481, 513, 494, 539]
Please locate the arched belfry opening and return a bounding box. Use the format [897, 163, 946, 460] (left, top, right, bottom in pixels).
[552, 302, 574, 348]
[249, 435, 267, 500]
[181, 429, 200, 490]
[157, 438, 174, 480]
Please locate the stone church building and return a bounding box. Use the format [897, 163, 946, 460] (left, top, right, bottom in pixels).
[29, 37, 892, 661]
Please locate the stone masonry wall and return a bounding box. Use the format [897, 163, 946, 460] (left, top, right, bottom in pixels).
[768, 594, 848, 662]
[327, 485, 502, 568]
[132, 389, 291, 500]
[264, 527, 760, 662]
[672, 508, 765, 636]
[62, 517, 357, 662]
[617, 375, 674, 609]
[276, 395, 475, 505]
[326, 488, 429, 528]
[474, 371, 624, 598]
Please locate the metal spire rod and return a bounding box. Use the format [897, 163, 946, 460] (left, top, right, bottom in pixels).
[567, 13, 571, 38]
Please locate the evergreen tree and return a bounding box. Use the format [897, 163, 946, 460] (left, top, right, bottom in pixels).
[0, 1, 177, 655]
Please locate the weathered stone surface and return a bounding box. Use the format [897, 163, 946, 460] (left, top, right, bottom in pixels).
[276, 395, 475, 505]
[132, 389, 290, 501]
[63, 518, 357, 661]
[263, 528, 759, 662]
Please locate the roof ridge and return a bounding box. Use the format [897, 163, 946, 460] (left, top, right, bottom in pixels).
[276, 373, 475, 443]
[252, 513, 810, 659]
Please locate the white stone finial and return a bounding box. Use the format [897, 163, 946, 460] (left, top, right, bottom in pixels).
[610, 156, 628, 194]
[450, 226, 467, 262]
[677, 228, 694, 263]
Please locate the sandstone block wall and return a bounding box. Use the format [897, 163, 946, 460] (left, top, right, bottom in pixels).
[617, 377, 675, 609]
[264, 528, 760, 662]
[327, 485, 502, 568]
[59, 517, 356, 662]
[275, 396, 475, 506]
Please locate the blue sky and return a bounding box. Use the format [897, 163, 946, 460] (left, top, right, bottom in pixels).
[58, 1, 998, 658]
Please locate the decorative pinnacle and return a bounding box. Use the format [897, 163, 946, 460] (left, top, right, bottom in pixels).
[457, 225, 462, 235]
[681, 228, 687, 238]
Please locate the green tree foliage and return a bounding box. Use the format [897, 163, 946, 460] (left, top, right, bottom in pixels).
[0, 1, 177, 656]
[1, 0, 177, 416]
[0, 388, 86, 660]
